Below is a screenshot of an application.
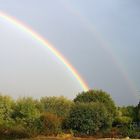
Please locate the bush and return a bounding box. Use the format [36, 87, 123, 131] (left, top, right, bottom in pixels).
[40, 112, 61, 136]
[8, 124, 30, 138]
[40, 96, 74, 119]
[119, 125, 140, 138]
[12, 97, 41, 137]
[65, 102, 112, 136]
[0, 95, 15, 132]
[114, 116, 132, 126]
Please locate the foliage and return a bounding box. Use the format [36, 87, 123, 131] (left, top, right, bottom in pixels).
[12, 97, 41, 137]
[136, 101, 140, 121]
[12, 97, 40, 119]
[0, 90, 138, 138]
[40, 96, 74, 118]
[39, 112, 61, 136]
[119, 125, 140, 138]
[74, 90, 116, 118]
[65, 102, 112, 135]
[114, 105, 138, 126]
[0, 95, 15, 130]
[120, 106, 137, 121]
[114, 116, 132, 125]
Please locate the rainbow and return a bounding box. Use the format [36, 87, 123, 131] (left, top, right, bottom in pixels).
[61, 2, 139, 100]
[0, 12, 89, 91]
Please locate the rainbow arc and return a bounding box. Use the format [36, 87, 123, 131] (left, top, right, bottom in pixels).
[0, 12, 89, 91]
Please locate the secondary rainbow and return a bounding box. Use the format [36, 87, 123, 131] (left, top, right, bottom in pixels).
[0, 12, 89, 91]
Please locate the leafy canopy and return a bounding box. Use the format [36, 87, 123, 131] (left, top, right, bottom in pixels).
[74, 89, 116, 117]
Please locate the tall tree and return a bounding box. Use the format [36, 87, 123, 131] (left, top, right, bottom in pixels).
[74, 89, 116, 118]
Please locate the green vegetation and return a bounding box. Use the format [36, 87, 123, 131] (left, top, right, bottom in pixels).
[74, 90, 116, 118]
[0, 89, 139, 139]
[40, 96, 74, 118]
[65, 102, 112, 135]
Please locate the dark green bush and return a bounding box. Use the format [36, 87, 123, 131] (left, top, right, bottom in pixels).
[119, 125, 140, 138]
[65, 102, 112, 136]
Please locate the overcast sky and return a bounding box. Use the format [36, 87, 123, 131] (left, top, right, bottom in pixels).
[0, 0, 140, 105]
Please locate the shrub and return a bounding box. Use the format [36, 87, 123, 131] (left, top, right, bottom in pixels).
[119, 125, 140, 138]
[40, 96, 74, 119]
[65, 102, 112, 136]
[0, 95, 15, 132]
[12, 97, 41, 137]
[8, 124, 29, 138]
[40, 112, 61, 136]
[114, 116, 132, 126]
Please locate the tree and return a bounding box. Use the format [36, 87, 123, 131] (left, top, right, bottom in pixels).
[12, 97, 41, 136]
[120, 106, 137, 122]
[114, 116, 132, 126]
[0, 95, 14, 129]
[13, 97, 40, 120]
[136, 101, 140, 122]
[40, 96, 73, 119]
[74, 90, 116, 118]
[65, 102, 112, 135]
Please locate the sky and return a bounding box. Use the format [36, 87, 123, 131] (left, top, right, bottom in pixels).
[0, 0, 140, 105]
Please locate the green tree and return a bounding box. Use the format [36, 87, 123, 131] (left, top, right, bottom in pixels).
[40, 96, 73, 118]
[0, 95, 14, 129]
[114, 116, 132, 126]
[65, 102, 112, 135]
[74, 90, 116, 118]
[114, 104, 139, 126]
[120, 106, 137, 121]
[12, 97, 41, 136]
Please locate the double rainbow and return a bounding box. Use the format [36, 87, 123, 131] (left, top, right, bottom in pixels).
[0, 12, 89, 91]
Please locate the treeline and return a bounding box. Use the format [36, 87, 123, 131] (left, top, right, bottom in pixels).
[0, 89, 139, 139]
